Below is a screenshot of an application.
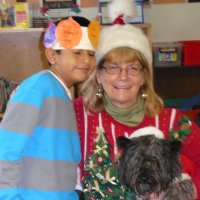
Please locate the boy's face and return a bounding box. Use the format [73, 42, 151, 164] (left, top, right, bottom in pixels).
[47, 48, 96, 88]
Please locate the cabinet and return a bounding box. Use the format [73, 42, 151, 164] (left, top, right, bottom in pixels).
[154, 66, 200, 103]
[0, 28, 49, 83]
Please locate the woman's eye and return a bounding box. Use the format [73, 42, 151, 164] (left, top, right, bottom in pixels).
[128, 64, 140, 71]
[129, 66, 137, 71]
[110, 64, 118, 69]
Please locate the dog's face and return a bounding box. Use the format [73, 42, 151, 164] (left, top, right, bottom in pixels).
[117, 135, 182, 198]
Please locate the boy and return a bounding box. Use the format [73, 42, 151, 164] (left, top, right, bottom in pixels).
[0, 16, 98, 199]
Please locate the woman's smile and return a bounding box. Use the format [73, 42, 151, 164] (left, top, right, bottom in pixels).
[113, 85, 131, 90]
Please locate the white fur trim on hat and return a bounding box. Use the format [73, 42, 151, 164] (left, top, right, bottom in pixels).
[180, 173, 192, 181]
[95, 24, 152, 66]
[129, 126, 164, 139]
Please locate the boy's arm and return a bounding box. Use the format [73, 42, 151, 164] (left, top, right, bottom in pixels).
[0, 89, 42, 199]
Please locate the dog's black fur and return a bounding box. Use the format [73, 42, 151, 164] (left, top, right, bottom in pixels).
[76, 190, 85, 200]
[117, 135, 196, 200]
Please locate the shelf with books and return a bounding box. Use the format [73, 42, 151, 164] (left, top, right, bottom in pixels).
[0, 27, 44, 32]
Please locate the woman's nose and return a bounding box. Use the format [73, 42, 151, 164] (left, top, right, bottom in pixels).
[118, 68, 129, 79]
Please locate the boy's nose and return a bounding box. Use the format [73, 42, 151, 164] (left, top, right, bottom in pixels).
[80, 51, 90, 64]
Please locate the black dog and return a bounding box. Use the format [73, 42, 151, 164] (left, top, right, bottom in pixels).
[117, 135, 196, 200]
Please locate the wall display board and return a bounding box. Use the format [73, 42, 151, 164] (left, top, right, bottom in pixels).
[42, 0, 77, 9]
[98, 0, 144, 25]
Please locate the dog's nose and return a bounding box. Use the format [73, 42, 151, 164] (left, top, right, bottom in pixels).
[139, 172, 149, 183]
[141, 176, 148, 182]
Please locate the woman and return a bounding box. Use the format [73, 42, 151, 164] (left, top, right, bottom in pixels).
[73, 1, 200, 199]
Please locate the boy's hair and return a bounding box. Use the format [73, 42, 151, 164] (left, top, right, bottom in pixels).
[55, 16, 90, 27]
[80, 47, 164, 117]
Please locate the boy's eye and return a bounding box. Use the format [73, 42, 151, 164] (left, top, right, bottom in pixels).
[88, 50, 95, 57]
[73, 50, 81, 54]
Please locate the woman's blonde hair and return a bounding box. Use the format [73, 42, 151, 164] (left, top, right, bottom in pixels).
[80, 47, 164, 117]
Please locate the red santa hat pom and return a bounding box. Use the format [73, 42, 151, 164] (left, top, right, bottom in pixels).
[108, 0, 137, 24]
[112, 14, 125, 25]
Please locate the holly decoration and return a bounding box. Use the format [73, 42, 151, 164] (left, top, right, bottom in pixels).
[82, 127, 135, 200]
[40, 5, 49, 16]
[170, 116, 191, 141]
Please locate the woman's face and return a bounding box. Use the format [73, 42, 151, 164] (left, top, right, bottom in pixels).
[96, 60, 144, 109]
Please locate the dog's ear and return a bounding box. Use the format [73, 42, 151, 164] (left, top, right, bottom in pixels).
[166, 138, 182, 153]
[117, 136, 131, 149]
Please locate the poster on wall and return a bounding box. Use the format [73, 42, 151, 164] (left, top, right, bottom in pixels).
[98, 0, 144, 25]
[42, 0, 77, 9]
[0, 4, 15, 28]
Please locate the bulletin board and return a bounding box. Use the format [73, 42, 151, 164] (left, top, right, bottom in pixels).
[99, 0, 144, 25]
[42, 0, 76, 9]
[81, 0, 97, 7]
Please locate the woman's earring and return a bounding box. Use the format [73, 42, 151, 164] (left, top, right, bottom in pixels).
[141, 89, 147, 99]
[96, 84, 104, 98]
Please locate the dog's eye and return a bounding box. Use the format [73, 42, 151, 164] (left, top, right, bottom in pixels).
[143, 156, 158, 166]
[151, 157, 157, 161]
[149, 157, 158, 163]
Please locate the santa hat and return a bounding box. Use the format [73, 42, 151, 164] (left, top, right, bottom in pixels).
[43, 16, 100, 51]
[96, 0, 152, 67]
